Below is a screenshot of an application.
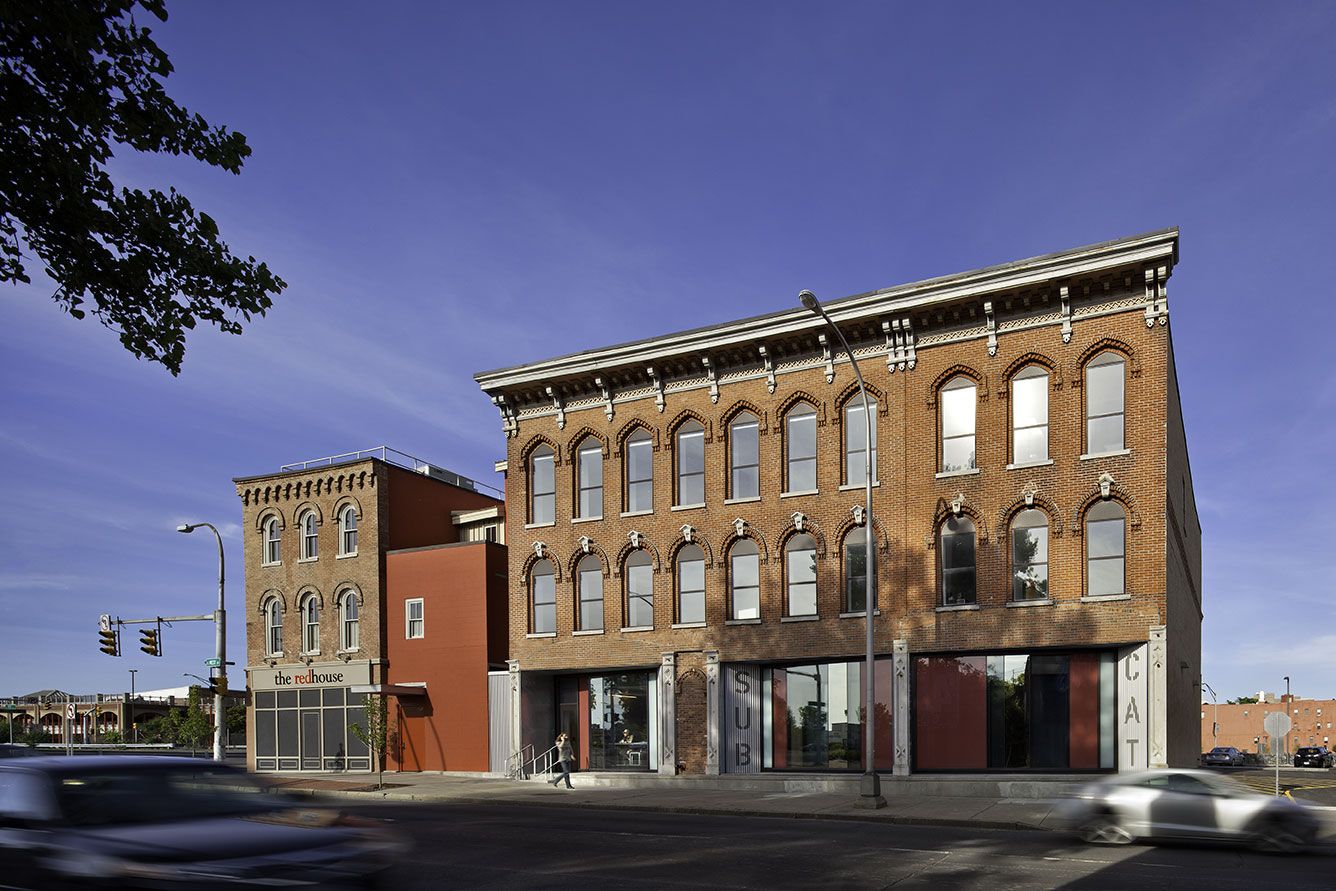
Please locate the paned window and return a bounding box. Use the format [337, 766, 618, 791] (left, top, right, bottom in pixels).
[676, 544, 706, 624]
[843, 526, 875, 612]
[339, 591, 359, 651]
[1086, 352, 1126, 454]
[577, 554, 604, 631]
[405, 598, 424, 639]
[675, 421, 705, 506]
[266, 600, 283, 656]
[625, 429, 653, 513]
[940, 516, 976, 606]
[300, 512, 318, 560]
[729, 412, 760, 499]
[729, 539, 760, 620]
[338, 506, 358, 556]
[301, 595, 320, 654]
[529, 445, 555, 525]
[941, 378, 977, 472]
[786, 533, 817, 616]
[785, 404, 817, 492]
[625, 551, 654, 628]
[576, 439, 603, 519]
[844, 399, 878, 486]
[1085, 501, 1126, 597]
[531, 560, 556, 634]
[1011, 366, 1049, 464]
[1011, 509, 1050, 601]
[263, 517, 281, 565]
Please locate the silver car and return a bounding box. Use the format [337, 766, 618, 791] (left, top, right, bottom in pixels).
[1055, 769, 1320, 853]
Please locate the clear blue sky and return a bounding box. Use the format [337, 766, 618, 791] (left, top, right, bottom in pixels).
[2, 2, 1333, 701]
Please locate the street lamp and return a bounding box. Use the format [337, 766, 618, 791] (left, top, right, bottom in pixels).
[1284, 676, 1292, 756]
[799, 289, 885, 809]
[1201, 681, 1218, 747]
[177, 523, 227, 762]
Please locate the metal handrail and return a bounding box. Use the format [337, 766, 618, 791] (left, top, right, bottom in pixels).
[506, 744, 535, 779]
[507, 745, 559, 781]
[279, 446, 503, 498]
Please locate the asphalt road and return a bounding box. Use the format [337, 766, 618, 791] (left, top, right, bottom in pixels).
[1207, 767, 1336, 805]
[353, 801, 1335, 890]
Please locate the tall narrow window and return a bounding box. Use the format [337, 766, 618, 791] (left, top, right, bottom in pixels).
[405, 598, 425, 639]
[1011, 509, 1050, 601]
[299, 512, 319, 560]
[729, 412, 759, 500]
[531, 559, 556, 634]
[577, 554, 604, 631]
[1085, 501, 1126, 597]
[340, 591, 360, 651]
[675, 421, 705, 506]
[625, 551, 654, 628]
[1011, 366, 1049, 464]
[263, 517, 280, 565]
[844, 399, 878, 486]
[625, 429, 653, 513]
[844, 527, 875, 612]
[785, 404, 817, 492]
[676, 544, 706, 624]
[301, 595, 320, 654]
[940, 516, 976, 606]
[729, 539, 760, 620]
[1086, 352, 1126, 455]
[338, 506, 358, 556]
[941, 378, 977, 472]
[529, 445, 555, 525]
[785, 534, 817, 616]
[576, 439, 603, 519]
[266, 600, 283, 656]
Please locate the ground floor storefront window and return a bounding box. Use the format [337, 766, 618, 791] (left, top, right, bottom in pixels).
[253, 688, 371, 772]
[588, 672, 657, 771]
[760, 659, 893, 771]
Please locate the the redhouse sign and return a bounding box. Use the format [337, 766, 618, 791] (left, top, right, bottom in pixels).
[249, 661, 371, 691]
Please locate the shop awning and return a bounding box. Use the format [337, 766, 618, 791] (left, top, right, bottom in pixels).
[349, 682, 427, 697]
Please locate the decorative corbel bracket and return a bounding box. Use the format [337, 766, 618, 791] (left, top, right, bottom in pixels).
[758, 344, 776, 394]
[1144, 266, 1169, 328]
[1099, 471, 1114, 500]
[680, 523, 696, 543]
[578, 535, 594, 554]
[903, 317, 916, 370]
[702, 356, 719, 404]
[732, 517, 749, 539]
[817, 333, 835, 384]
[533, 541, 547, 559]
[791, 511, 807, 532]
[627, 530, 644, 550]
[949, 492, 965, 516]
[984, 301, 998, 357]
[595, 376, 614, 421]
[491, 394, 518, 439]
[883, 320, 896, 373]
[850, 503, 866, 526]
[545, 386, 566, 430]
[646, 365, 665, 413]
[1022, 482, 1038, 507]
[1059, 285, 1072, 343]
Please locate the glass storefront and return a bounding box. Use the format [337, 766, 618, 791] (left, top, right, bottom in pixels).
[761, 659, 892, 771]
[588, 672, 657, 771]
[253, 688, 371, 772]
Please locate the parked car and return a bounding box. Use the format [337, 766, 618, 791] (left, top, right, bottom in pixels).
[1202, 746, 1246, 767]
[1055, 769, 1320, 853]
[1293, 746, 1335, 768]
[0, 756, 405, 889]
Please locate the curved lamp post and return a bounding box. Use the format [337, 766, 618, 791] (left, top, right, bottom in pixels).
[177, 522, 226, 762]
[799, 289, 886, 809]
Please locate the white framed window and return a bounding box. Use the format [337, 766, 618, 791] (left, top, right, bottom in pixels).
[676, 544, 705, 624]
[1011, 509, 1050, 601]
[529, 445, 555, 525]
[339, 590, 360, 651]
[577, 554, 604, 631]
[338, 505, 358, 556]
[940, 377, 977, 472]
[1085, 501, 1126, 597]
[625, 428, 653, 513]
[299, 511, 318, 560]
[844, 399, 878, 486]
[262, 517, 281, 565]
[265, 600, 283, 656]
[531, 559, 556, 634]
[301, 595, 320, 654]
[785, 534, 817, 617]
[576, 439, 603, 520]
[940, 516, 976, 606]
[729, 539, 760, 620]
[785, 403, 817, 492]
[729, 412, 759, 500]
[675, 421, 705, 506]
[1086, 352, 1126, 454]
[625, 550, 653, 628]
[405, 598, 425, 639]
[843, 526, 874, 613]
[1011, 365, 1049, 464]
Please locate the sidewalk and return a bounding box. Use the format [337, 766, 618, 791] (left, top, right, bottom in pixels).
[267, 772, 1069, 833]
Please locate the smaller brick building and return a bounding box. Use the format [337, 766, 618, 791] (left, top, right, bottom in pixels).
[1202, 696, 1336, 756]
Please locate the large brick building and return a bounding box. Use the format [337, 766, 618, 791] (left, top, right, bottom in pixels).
[476, 229, 1201, 776]
[1203, 697, 1336, 756]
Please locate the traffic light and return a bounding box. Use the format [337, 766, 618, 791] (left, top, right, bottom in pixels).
[139, 628, 161, 657]
[210, 675, 229, 696]
[98, 628, 120, 657]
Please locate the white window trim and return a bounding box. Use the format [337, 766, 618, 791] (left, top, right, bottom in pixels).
[935, 468, 980, 479]
[1005, 459, 1055, 471]
[1004, 598, 1053, 608]
[1079, 449, 1132, 461]
[572, 514, 604, 524]
[1080, 593, 1132, 603]
[723, 495, 762, 505]
[405, 598, 425, 639]
[780, 614, 820, 623]
[670, 503, 706, 512]
[839, 481, 881, 492]
[780, 489, 819, 499]
[525, 632, 557, 639]
[572, 629, 604, 637]
[671, 621, 707, 630]
[936, 603, 981, 613]
[725, 618, 762, 626]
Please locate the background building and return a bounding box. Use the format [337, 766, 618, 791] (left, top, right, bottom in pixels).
[1202, 696, 1335, 756]
[0, 687, 216, 744]
[476, 229, 1201, 776]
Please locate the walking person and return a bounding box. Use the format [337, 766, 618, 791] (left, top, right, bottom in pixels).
[549, 732, 574, 789]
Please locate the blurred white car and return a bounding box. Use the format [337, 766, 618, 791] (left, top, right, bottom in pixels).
[1055, 769, 1319, 853]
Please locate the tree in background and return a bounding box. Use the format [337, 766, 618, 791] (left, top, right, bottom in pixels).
[1228, 696, 1260, 705]
[349, 694, 391, 790]
[176, 686, 213, 755]
[0, 0, 285, 374]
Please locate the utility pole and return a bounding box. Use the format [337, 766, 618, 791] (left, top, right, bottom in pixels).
[177, 523, 227, 762]
[129, 669, 137, 743]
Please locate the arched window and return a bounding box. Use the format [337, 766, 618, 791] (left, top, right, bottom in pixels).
[339, 590, 360, 651]
[1011, 365, 1049, 465]
[844, 398, 878, 486]
[338, 505, 358, 556]
[843, 527, 875, 613]
[940, 377, 977, 473]
[265, 599, 283, 656]
[531, 559, 556, 634]
[577, 554, 604, 631]
[625, 429, 653, 513]
[729, 412, 760, 500]
[576, 439, 603, 520]
[1085, 501, 1126, 597]
[676, 544, 706, 625]
[729, 539, 760, 620]
[940, 516, 976, 606]
[300, 511, 318, 560]
[785, 533, 817, 617]
[263, 516, 281, 565]
[1011, 509, 1050, 601]
[529, 445, 555, 525]
[625, 551, 654, 628]
[675, 420, 705, 507]
[1086, 352, 1126, 455]
[785, 403, 817, 493]
[300, 594, 320, 654]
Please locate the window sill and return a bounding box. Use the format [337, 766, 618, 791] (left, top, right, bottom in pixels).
[839, 609, 882, 619]
[336, 552, 358, 560]
[671, 503, 706, 513]
[571, 515, 603, 524]
[301, 651, 321, 658]
[336, 648, 360, 655]
[781, 614, 819, 623]
[1005, 459, 1054, 471]
[838, 481, 880, 492]
[780, 489, 819, 499]
[935, 468, 979, 479]
[525, 632, 556, 639]
[297, 557, 318, 565]
[1005, 598, 1053, 608]
[261, 561, 281, 568]
[573, 629, 604, 636]
[936, 603, 980, 612]
[725, 618, 762, 625]
[406, 634, 425, 641]
[620, 626, 654, 633]
[620, 509, 654, 519]
[671, 621, 706, 629]
[523, 521, 556, 530]
[1080, 449, 1131, 461]
[724, 495, 761, 505]
[1080, 593, 1131, 602]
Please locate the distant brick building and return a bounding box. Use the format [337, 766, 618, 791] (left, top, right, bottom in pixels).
[1203, 696, 1336, 755]
[476, 229, 1202, 776]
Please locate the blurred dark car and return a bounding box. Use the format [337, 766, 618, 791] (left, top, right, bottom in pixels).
[0, 745, 44, 759]
[0, 756, 404, 889]
[1202, 746, 1245, 767]
[1294, 746, 1335, 768]
[1055, 769, 1319, 853]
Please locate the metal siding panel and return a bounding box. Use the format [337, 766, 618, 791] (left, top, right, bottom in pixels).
[723, 664, 761, 773]
[488, 671, 512, 772]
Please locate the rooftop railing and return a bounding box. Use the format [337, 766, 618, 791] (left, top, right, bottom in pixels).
[279, 446, 502, 498]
